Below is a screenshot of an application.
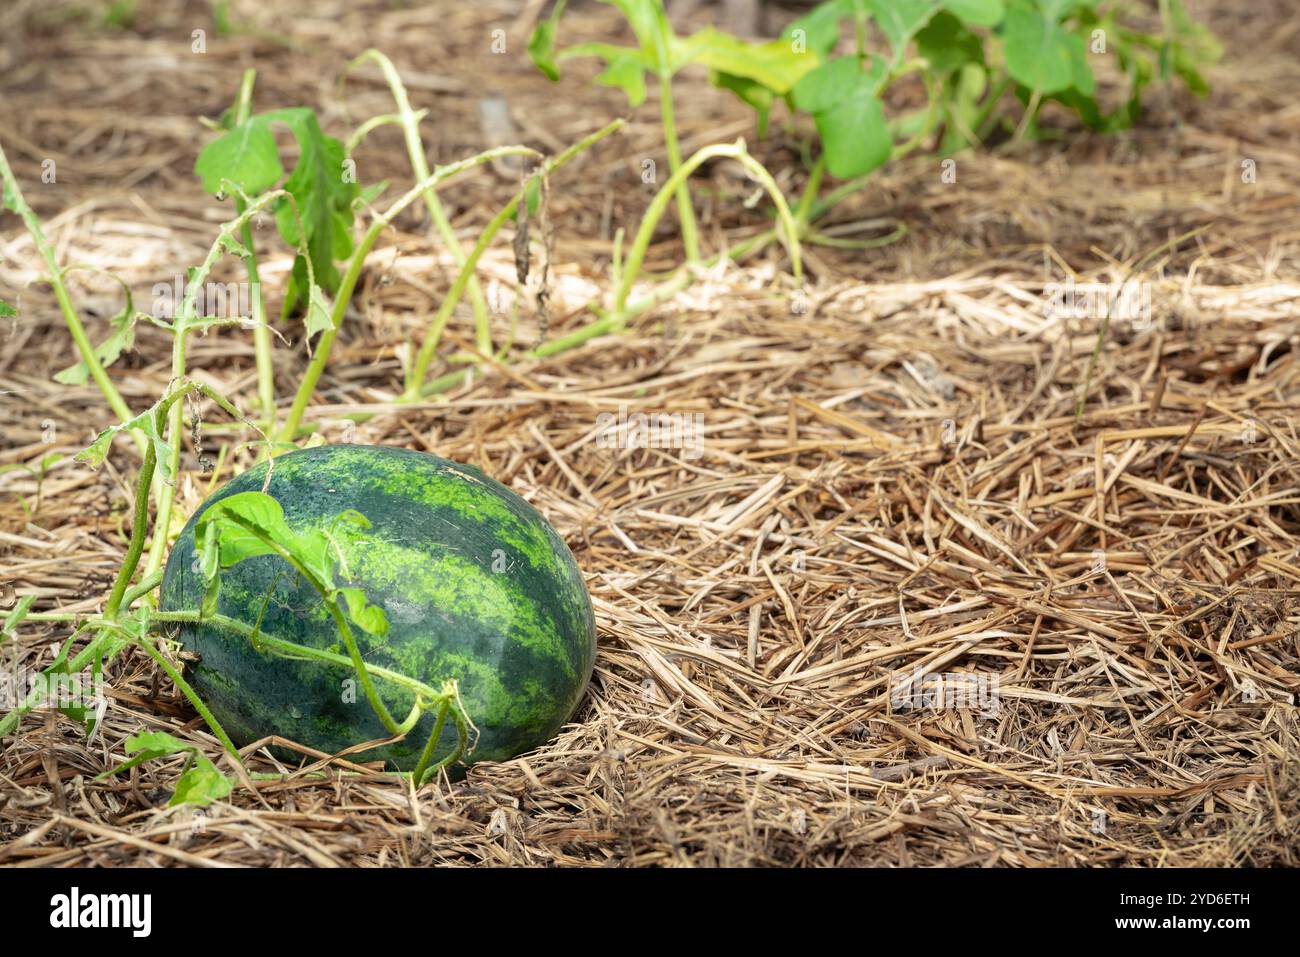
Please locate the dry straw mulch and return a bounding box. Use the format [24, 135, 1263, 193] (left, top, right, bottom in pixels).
[1, 0, 1297, 866]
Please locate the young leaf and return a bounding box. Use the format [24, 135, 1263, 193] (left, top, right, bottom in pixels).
[682, 29, 820, 94]
[97, 730, 233, 806]
[0, 300, 15, 318]
[77, 397, 175, 483]
[710, 72, 777, 135]
[195, 118, 283, 196]
[195, 108, 358, 312]
[916, 11, 985, 74]
[1159, 0, 1221, 97]
[339, 586, 389, 638]
[169, 755, 233, 807]
[262, 109, 358, 314]
[197, 491, 297, 568]
[528, 0, 566, 81]
[305, 284, 334, 345]
[1001, 2, 1091, 96]
[595, 50, 649, 106]
[794, 57, 892, 179]
[196, 490, 339, 596]
[784, 0, 849, 59]
[97, 730, 195, 779]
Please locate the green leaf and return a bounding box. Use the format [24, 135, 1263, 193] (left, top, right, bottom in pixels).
[197, 108, 358, 312]
[681, 28, 820, 94]
[195, 118, 283, 196]
[916, 11, 985, 73]
[197, 491, 296, 567]
[866, 0, 940, 62]
[784, 0, 850, 58]
[77, 395, 174, 483]
[356, 181, 388, 207]
[127, 730, 192, 756]
[305, 284, 334, 344]
[942, 61, 990, 150]
[54, 273, 136, 386]
[1160, 0, 1220, 97]
[2, 594, 36, 638]
[0, 300, 15, 318]
[793, 56, 863, 114]
[196, 490, 346, 597]
[98, 731, 233, 806]
[1001, 3, 1090, 95]
[594, 50, 649, 106]
[217, 232, 251, 259]
[339, 586, 389, 638]
[941, 0, 1004, 27]
[262, 109, 358, 314]
[169, 756, 233, 807]
[817, 85, 891, 179]
[528, 0, 567, 81]
[794, 57, 891, 179]
[98, 730, 194, 779]
[710, 71, 776, 136]
[604, 0, 672, 64]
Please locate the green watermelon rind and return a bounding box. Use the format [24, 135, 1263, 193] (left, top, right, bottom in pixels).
[159, 444, 596, 774]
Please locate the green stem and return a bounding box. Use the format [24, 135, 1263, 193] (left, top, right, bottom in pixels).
[122, 569, 164, 608]
[151, 610, 440, 700]
[411, 695, 452, 786]
[206, 511, 421, 736]
[657, 70, 701, 263]
[395, 120, 623, 401]
[794, 155, 826, 227]
[142, 195, 285, 580]
[103, 436, 157, 618]
[277, 144, 545, 443]
[230, 69, 276, 429]
[132, 632, 239, 758]
[0, 142, 143, 455]
[617, 140, 800, 314]
[140, 335, 274, 582]
[345, 50, 495, 356]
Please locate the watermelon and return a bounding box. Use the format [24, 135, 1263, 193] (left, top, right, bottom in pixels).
[159, 444, 596, 775]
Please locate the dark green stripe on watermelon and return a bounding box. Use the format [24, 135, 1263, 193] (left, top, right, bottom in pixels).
[159, 444, 596, 774]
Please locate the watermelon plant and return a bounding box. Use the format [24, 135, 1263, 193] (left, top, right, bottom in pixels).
[0, 55, 623, 792]
[532, 0, 1219, 252]
[0, 381, 595, 787]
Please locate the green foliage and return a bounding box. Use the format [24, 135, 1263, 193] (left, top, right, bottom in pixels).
[793, 55, 891, 178]
[195, 107, 358, 314]
[194, 491, 388, 640]
[533, 0, 1218, 181]
[528, 0, 819, 115]
[98, 730, 234, 807]
[0, 300, 14, 318]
